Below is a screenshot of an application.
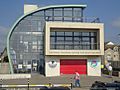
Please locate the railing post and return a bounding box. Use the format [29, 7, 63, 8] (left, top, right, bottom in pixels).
[0, 79, 2, 89]
[70, 78, 73, 89]
[28, 78, 29, 90]
[49, 77, 51, 87]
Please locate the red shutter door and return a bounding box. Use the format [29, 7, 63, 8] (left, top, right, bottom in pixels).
[60, 59, 87, 74]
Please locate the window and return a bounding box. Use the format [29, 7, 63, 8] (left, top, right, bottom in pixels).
[20, 54, 23, 59]
[65, 32, 72, 36]
[54, 8, 62, 21]
[51, 32, 55, 36]
[114, 55, 116, 57]
[54, 8, 62, 16]
[57, 32, 64, 36]
[114, 47, 118, 52]
[50, 31, 98, 50]
[57, 37, 64, 42]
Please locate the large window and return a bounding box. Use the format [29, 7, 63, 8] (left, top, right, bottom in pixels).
[45, 7, 83, 22]
[50, 30, 99, 50]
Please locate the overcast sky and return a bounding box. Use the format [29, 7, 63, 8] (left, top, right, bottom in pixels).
[0, 0, 120, 52]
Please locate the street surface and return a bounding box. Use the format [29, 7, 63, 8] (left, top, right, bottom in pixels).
[0, 74, 120, 90]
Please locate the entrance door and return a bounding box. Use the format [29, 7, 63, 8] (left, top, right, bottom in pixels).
[32, 60, 38, 72]
[60, 59, 87, 74]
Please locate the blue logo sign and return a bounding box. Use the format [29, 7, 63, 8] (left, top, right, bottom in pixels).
[90, 60, 98, 68]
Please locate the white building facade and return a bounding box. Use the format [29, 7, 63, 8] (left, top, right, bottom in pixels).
[45, 22, 104, 77]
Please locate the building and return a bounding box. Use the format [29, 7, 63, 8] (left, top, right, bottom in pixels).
[0, 47, 8, 62]
[0, 48, 9, 74]
[104, 42, 120, 70]
[104, 42, 119, 63]
[7, 4, 104, 77]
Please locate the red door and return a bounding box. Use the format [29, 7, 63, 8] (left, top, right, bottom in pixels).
[60, 59, 87, 74]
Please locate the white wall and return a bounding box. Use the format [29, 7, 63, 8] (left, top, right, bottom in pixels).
[45, 56, 101, 77]
[24, 4, 38, 14]
[87, 57, 101, 76]
[45, 55, 90, 77]
[45, 56, 60, 77]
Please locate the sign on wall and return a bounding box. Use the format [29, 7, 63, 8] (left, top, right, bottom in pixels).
[88, 58, 101, 76]
[90, 60, 98, 68]
[48, 60, 57, 68]
[18, 64, 22, 69]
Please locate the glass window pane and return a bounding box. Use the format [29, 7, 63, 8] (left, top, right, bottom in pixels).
[54, 8, 62, 16]
[74, 32, 80, 36]
[45, 9, 52, 17]
[57, 37, 64, 42]
[51, 32, 55, 36]
[64, 8, 72, 17]
[50, 37, 55, 43]
[73, 8, 82, 17]
[82, 32, 89, 36]
[65, 32, 72, 36]
[57, 32, 64, 36]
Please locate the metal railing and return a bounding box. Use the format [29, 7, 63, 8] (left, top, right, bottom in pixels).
[0, 84, 71, 90]
[45, 16, 100, 23]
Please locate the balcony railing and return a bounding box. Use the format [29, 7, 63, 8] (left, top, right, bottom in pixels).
[45, 16, 100, 23]
[50, 43, 100, 50]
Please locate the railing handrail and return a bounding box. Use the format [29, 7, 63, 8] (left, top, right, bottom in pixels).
[45, 16, 100, 23]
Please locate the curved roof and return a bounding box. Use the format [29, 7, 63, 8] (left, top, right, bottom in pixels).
[7, 4, 87, 73]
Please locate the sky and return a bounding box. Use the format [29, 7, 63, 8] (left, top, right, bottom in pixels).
[0, 0, 120, 52]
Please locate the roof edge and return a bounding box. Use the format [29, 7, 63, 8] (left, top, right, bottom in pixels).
[24, 4, 87, 15]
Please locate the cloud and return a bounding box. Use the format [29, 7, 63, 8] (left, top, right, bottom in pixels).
[0, 26, 9, 52]
[112, 18, 120, 28]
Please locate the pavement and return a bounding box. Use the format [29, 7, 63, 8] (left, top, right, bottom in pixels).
[1, 73, 120, 90]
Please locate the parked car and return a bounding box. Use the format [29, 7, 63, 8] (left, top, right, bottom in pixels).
[90, 81, 106, 90]
[90, 81, 120, 90]
[40, 86, 70, 90]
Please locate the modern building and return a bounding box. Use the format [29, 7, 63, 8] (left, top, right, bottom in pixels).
[7, 4, 104, 77]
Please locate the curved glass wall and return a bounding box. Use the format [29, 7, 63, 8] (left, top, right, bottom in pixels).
[9, 14, 45, 73]
[8, 5, 87, 73]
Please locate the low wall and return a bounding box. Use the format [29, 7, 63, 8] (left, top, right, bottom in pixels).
[0, 74, 31, 79]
